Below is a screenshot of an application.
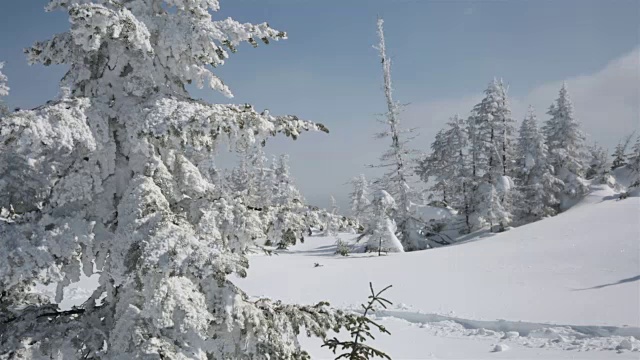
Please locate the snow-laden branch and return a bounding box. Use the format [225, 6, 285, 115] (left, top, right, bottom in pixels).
[2, 2, 338, 358]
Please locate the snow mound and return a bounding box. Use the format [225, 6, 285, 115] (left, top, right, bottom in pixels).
[492, 343, 509, 352]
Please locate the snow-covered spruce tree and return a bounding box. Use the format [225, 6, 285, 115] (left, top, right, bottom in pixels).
[585, 142, 612, 184]
[417, 115, 469, 207]
[419, 128, 449, 204]
[469, 79, 516, 180]
[543, 83, 588, 200]
[627, 135, 640, 188]
[251, 146, 273, 208]
[267, 154, 307, 249]
[0, 1, 350, 359]
[447, 116, 474, 233]
[465, 79, 516, 231]
[514, 106, 563, 222]
[227, 153, 252, 198]
[477, 182, 511, 232]
[363, 190, 404, 255]
[416, 115, 475, 233]
[350, 174, 371, 226]
[371, 18, 424, 251]
[271, 154, 303, 207]
[0, 62, 8, 117]
[611, 133, 634, 170]
[320, 195, 340, 237]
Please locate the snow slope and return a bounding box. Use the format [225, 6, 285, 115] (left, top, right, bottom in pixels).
[46, 190, 639, 358]
[236, 194, 640, 358]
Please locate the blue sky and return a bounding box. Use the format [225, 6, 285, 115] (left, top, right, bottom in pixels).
[1, 0, 638, 209]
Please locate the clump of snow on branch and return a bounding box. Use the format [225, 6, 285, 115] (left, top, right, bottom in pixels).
[0, 61, 8, 116]
[0, 62, 8, 97]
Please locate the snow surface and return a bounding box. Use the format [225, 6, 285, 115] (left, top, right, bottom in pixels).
[235, 192, 640, 358]
[49, 189, 639, 358]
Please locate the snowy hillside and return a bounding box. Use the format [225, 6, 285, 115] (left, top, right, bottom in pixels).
[236, 193, 640, 358]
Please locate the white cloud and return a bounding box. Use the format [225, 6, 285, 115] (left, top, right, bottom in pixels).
[403, 48, 640, 150]
[515, 48, 640, 148]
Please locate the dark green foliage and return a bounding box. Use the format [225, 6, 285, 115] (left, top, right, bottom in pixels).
[275, 228, 300, 249]
[322, 283, 393, 360]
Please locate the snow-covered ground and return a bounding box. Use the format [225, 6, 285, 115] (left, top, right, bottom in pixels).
[48, 187, 640, 358]
[235, 191, 640, 358]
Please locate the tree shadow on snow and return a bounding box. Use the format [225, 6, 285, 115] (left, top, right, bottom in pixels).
[574, 274, 640, 291]
[286, 245, 337, 257]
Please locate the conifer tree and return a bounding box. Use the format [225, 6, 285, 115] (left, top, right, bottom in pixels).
[272, 154, 303, 208]
[233, 145, 273, 210]
[0, 2, 346, 358]
[417, 115, 469, 208]
[479, 183, 510, 232]
[350, 174, 371, 225]
[363, 190, 404, 254]
[627, 135, 640, 188]
[251, 145, 274, 209]
[372, 18, 424, 251]
[420, 129, 450, 204]
[585, 142, 611, 184]
[227, 154, 252, 198]
[321, 195, 340, 237]
[468, 79, 516, 180]
[543, 83, 588, 199]
[465, 79, 516, 230]
[268, 155, 307, 248]
[322, 283, 393, 360]
[611, 133, 634, 170]
[514, 107, 563, 222]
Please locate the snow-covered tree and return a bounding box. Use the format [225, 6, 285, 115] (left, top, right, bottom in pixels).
[0, 1, 347, 359]
[611, 133, 634, 170]
[371, 18, 424, 251]
[227, 154, 252, 197]
[267, 154, 307, 248]
[363, 190, 404, 254]
[543, 83, 588, 199]
[468, 79, 516, 180]
[417, 115, 469, 207]
[514, 107, 563, 222]
[627, 135, 640, 188]
[419, 129, 450, 203]
[477, 183, 511, 232]
[350, 174, 371, 225]
[629, 136, 640, 171]
[465, 79, 516, 230]
[321, 195, 340, 237]
[271, 154, 303, 207]
[417, 114, 477, 233]
[249, 145, 274, 209]
[585, 142, 611, 184]
[0, 62, 8, 117]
